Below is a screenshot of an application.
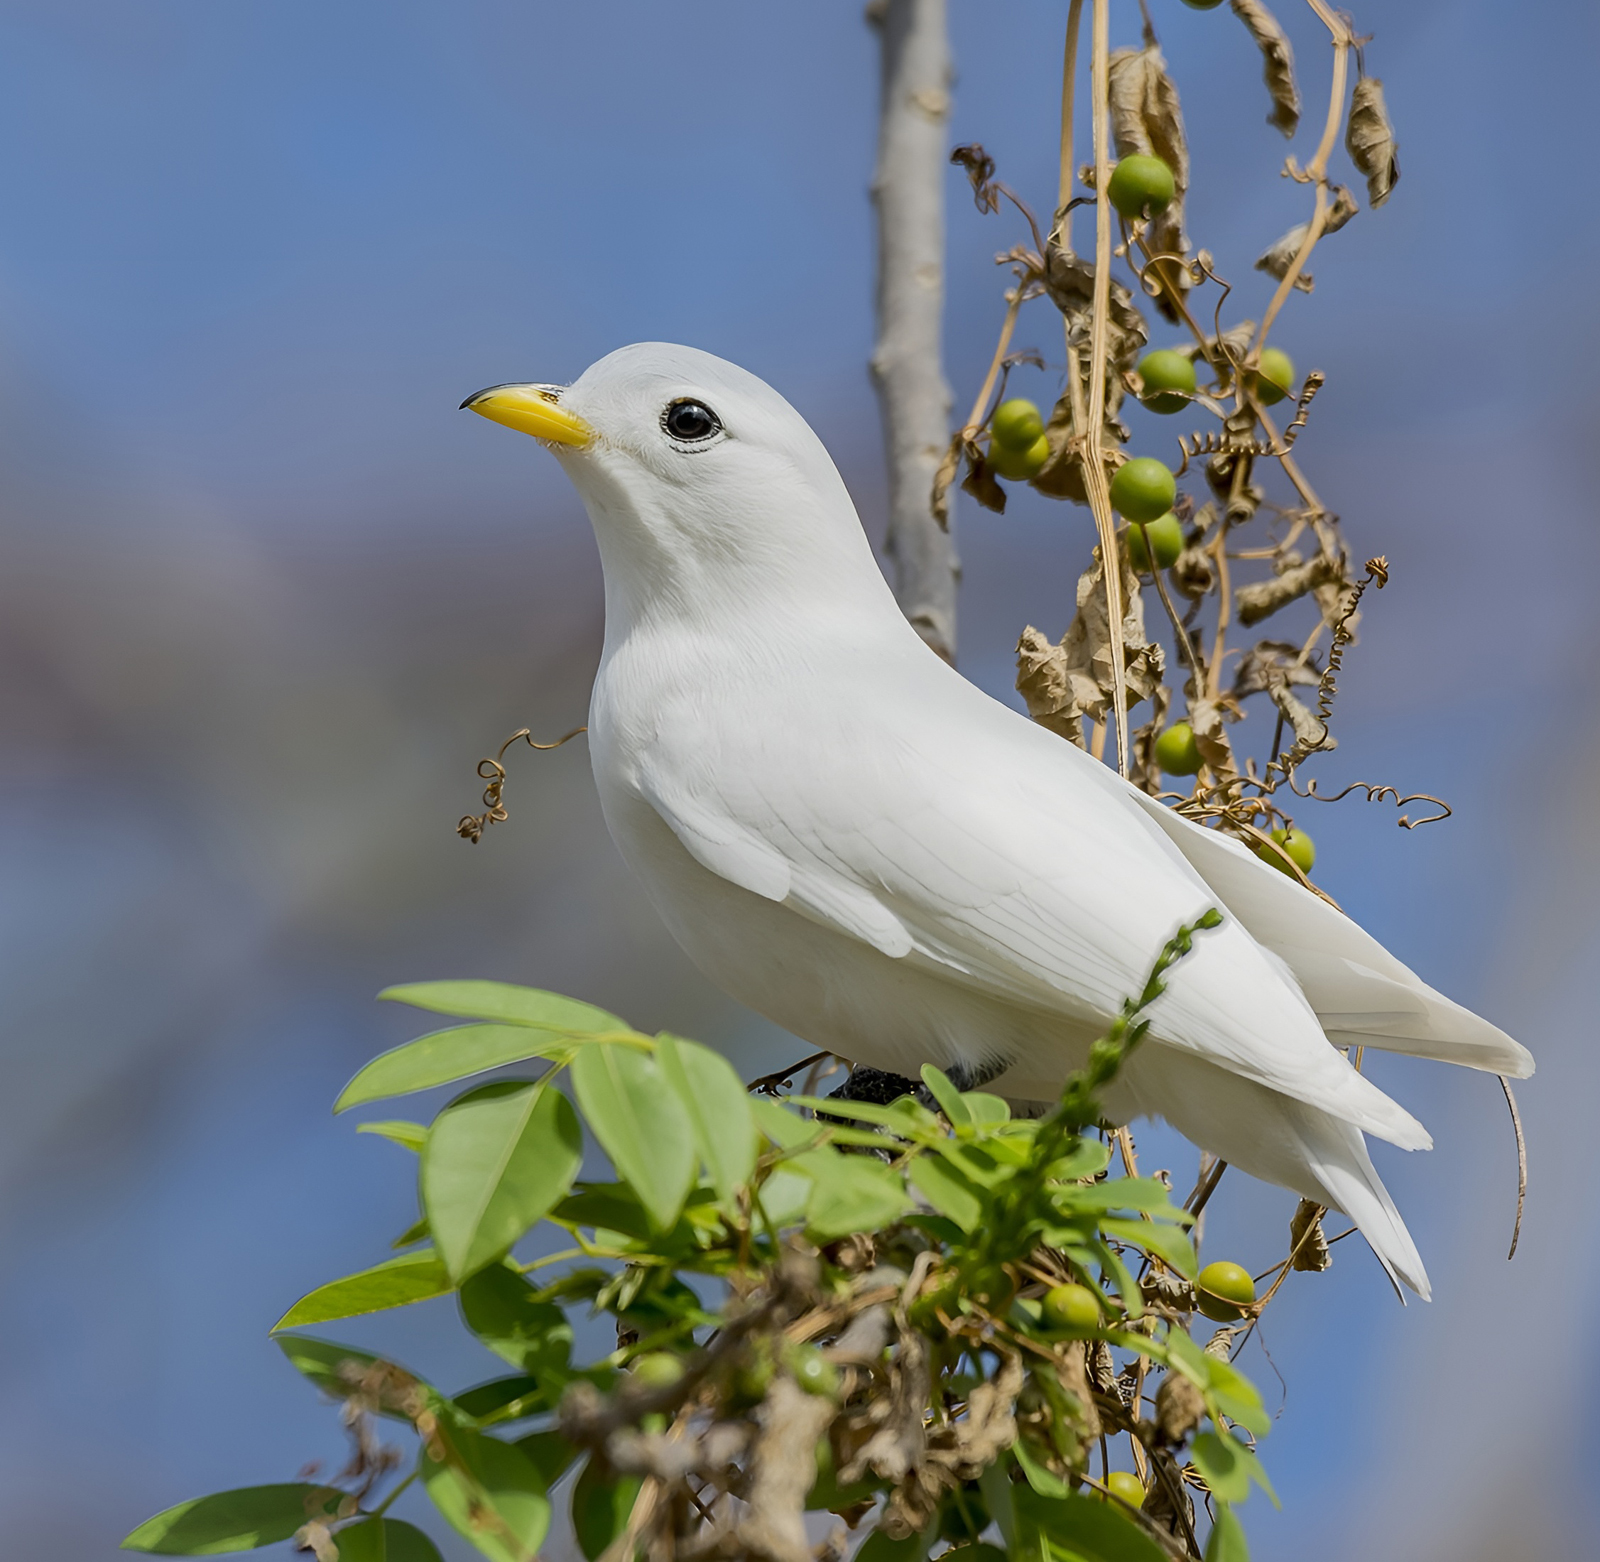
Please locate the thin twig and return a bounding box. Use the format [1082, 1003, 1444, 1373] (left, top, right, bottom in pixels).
[1498, 1075, 1527, 1260]
[1083, 0, 1129, 775]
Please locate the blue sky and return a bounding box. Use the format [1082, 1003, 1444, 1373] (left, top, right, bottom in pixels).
[0, 3, 1595, 1559]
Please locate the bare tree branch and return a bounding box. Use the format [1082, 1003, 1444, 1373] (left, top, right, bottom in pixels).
[868, 0, 959, 663]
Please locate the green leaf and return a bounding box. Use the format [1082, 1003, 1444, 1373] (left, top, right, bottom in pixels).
[337, 1026, 579, 1113]
[421, 1425, 550, 1562]
[329, 1518, 445, 1562]
[750, 1096, 816, 1150]
[1203, 1353, 1270, 1437]
[274, 1250, 453, 1330]
[855, 1528, 931, 1562]
[1049, 1139, 1112, 1181]
[379, 981, 628, 1032]
[276, 1335, 388, 1402]
[656, 1035, 759, 1206]
[961, 1091, 1011, 1128]
[571, 1043, 695, 1231]
[422, 1080, 584, 1282]
[785, 1094, 941, 1138]
[453, 1374, 549, 1423]
[358, 1120, 429, 1152]
[754, 1167, 812, 1228]
[1012, 1486, 1167, 1562]
[459, 1263, 573, 1376]
[1204, 1502, 1249, 1562]
[1191, 1432, 1277, 1507]
[1092, 1239, 1144, 1320]
[1098, 1217, 1198, 1281]
[918, 1064, 971, 1126]
[793, 1146, 911, 1239]
[571, 1458, 644, 1561]
[1013, 1436, 1074, 1499]
[515, 1430, 580, 1490]
[392, 1215, 430, 1250]
[121, 1485, 342, 1554]
[907, 1153, 984, 1232]
[1064, 1178, 1193, 1216]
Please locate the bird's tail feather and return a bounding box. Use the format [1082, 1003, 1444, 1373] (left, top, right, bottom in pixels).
[1111, 1043, 1431, 1300]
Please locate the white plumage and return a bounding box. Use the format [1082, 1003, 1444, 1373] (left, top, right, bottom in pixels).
[469, 342, 1532, 1300]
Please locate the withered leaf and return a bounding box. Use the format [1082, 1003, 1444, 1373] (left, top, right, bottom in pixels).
[930, 434, 963, 530]
[1041, 243, 1149, 374]
[1346, 77, 1400, 208]
[1236, 551, 1343, 626]
[1231, 639, 1318, 699]
[950, 142, 1000, 215]
[1028, 391, 1089, 504]
[959, 444, 1007, 514]
[1108, 45, 1192, 321]
[1185, 695, 1238, 777]
[1230, 0, 1300, 137]
[1129, 682, 1172, 796]
[1253, 185, 1358, 291]
[1290, 1198, 1333, 1272]
[1264, 666, 1333, 754]
[1015, 540, 1165, 745]
[1154, 1372, 1206, 1444]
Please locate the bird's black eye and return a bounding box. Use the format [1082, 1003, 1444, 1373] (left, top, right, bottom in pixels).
[662, 399, 722, 443]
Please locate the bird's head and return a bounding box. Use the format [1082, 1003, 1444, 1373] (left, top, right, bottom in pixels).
[462, 343, 895, 630]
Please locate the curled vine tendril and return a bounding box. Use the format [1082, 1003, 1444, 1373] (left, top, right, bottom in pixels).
[457, 726, 587, 842]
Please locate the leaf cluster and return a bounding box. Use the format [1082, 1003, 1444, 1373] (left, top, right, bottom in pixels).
[124, 916, 1277, 1562]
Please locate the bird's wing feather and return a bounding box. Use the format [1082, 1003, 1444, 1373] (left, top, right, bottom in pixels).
[1119, 786, 1533, 1079]
[635, 685, 1429, 1149]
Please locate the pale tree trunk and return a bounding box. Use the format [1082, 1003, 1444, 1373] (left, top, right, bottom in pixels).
[867, 0, 958, 663]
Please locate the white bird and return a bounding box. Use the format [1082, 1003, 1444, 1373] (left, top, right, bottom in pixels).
[463, 342, 1532, 1300]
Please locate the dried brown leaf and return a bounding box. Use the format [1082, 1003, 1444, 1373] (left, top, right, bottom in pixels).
[838, 1328, 929, 1486]
[950, 142, 1000, 214]
[1108, 45, 1193, 321]
[1289, 1199, 1333, 1272]
[1264, 666, 1333, 754]
[1185, 695, 1238, 776]
[959, 445, 1007, 515]
[1230, 0, 1300, 137]
[1129, 682, 1173, 796]
[1236, 551, 1343, 626]
[1253, 185, 1358, 291]
[1231, 639, 1319, 700]
[1154, 1372, 1207, 1445]
[1015, 543, 1165, 744]
[930, 434, 963, 530]
[1042, 243, 1149, 374]
[1346, 77, 1400, 208]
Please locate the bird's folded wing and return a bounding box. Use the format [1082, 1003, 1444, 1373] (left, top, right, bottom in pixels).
[634, 716, 1431, 1148]
[1118, 787, 1533, 1079]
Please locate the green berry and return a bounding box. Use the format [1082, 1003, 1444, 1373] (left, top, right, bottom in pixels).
[1107, 155, 1176, 220]
[990, 432, 1051, 481]
[1256, 826, 1314, 877]
[1180, 0, 1226, 9]
[1136, 349, 1197, 415]
[1126, 512, 1184, 572]
[1101, 1471, 1147, 1510]
[1196, 1260, 1256, 1322]
[730, 1344, 774, 1409]
[629, 1352, 684, 1391]
[1041, 1282, 1103, 1334]
[990, 397, 1045, 449]
[789, 1344, 841, 1399]
[1154, 722, 1202, 777]
[1248, 347, 1296, 406]
[1108, 456, 1176, 522]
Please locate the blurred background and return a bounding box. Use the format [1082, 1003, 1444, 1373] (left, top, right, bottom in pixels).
[0, 1, 1594, 1556]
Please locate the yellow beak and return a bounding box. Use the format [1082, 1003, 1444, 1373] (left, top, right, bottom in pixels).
[461, 382, 594, 447]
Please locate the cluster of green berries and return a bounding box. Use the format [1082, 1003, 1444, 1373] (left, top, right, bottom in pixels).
[987, 396, 1051, 481]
